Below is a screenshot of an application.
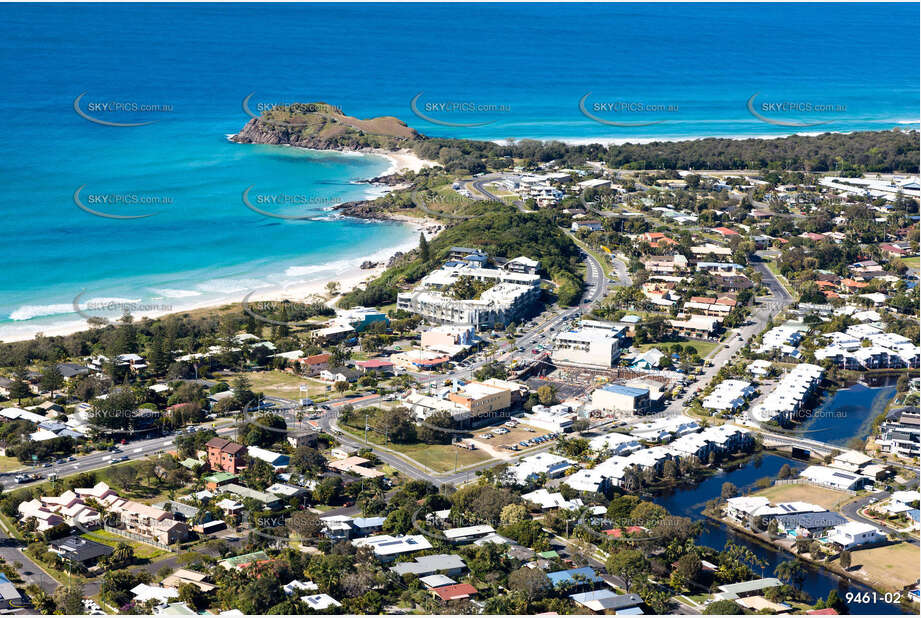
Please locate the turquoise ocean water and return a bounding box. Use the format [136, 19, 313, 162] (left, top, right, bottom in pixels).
[0, 2, 917, 339]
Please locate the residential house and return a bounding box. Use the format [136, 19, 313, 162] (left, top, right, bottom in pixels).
[206, 438, 247, 474]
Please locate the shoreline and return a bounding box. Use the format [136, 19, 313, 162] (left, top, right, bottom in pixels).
[705, 511, 909, 598]
[493, 126, 919, 147]
[0, 146, 444, 344]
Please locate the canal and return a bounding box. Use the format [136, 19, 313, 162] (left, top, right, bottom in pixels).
[794, 380, 898, 446]
[651, 453, 908, 614]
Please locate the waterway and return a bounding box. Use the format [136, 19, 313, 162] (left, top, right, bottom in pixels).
[794, 380, 898, 447]
[651, 453, 908, 614]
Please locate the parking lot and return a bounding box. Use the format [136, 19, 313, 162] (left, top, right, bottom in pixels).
[473, 420, 558, 452]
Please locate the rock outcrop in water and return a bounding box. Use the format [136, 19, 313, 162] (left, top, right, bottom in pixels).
[231, 102, 422, 152]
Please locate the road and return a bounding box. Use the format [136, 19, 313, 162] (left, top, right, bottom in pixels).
[840, 492, 920, 547]
[0, 424, 237, 491]
[0, 525, 58, 596]
[656, 258, 795, 419]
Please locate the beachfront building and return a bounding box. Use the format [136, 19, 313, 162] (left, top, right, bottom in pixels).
[397, 283, 539, 330]
[667, 316, 722, 339]
[551, 322, 626, 369]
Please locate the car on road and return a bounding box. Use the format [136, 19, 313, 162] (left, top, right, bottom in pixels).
[113, 456, 129, 463]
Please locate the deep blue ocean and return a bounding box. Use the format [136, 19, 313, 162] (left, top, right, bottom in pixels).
[0, 3, 918, 339]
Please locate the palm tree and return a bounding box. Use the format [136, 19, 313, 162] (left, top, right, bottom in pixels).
[774, 559, 807, 589]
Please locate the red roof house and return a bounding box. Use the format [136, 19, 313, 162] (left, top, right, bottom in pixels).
[432, 583, 478, 603]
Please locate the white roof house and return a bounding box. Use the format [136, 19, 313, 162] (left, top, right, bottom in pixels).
[131, 584, 179, 604]
[301, 594, 341, 611]
[588, 432, 642, 456]
[507, 453, 575, 485]
[443, 525, 496, 542]
[798, 465, 868, 491]
[563, 468, 608, 493]
[351, 534, 432, 559]
[827, 521, 886, 549]
[521, 489, 583, 511]
[749, 364, 823, 423]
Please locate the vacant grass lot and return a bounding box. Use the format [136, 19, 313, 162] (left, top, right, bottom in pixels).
[0, 456, 23, 473]
[633, 339, 720, 359]
[753, 483, 852, 511]
[338, 423, 490, 472]
[847, 542, 920, 592]
[240, 371, 330, 400]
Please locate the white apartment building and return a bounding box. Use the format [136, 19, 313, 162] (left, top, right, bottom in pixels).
[397, 283, 539, 330]
[703, 379, 755, 412]
[552, 323, 626, 369]
[749, 363, 823, 423]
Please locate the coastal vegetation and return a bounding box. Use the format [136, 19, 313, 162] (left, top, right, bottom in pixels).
[339, 203, 584, 308]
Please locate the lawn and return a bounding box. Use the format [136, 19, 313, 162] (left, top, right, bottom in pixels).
[901, 255, 920, 270]
[240, 371, 329, 400]
[753, 484, 852, 511]
[80, 529, 170, 561]
[0, 456, 23, 473]
[338, 423, 491, 473]
[845, 542, 920, 592]
[634, 339, 720, 359]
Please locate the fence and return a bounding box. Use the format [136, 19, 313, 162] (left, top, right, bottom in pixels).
[102, 525, 172, 550]
[773, 478, 856, 496]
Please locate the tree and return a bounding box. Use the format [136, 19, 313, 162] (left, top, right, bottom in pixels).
[775, 559, 807, 589]
[231, 375, 255, 409]
[417, 410, 453, 444]
[777, 463, 792, 479]
[334, 380, 349, 395]
[54, 583, 84, 615]
[839, 549, 851, 570]
[630, 501, 667, 528]
[500, 503, 529, 526]
[288, 511, 322, 540]
[721, 482, 739, 499]
[109, 542, 134, 567]
[419, 232, 431, 262]
[326, 281, 340, 297]
[375, 407, 416, 443]
[508, 566, 551, 598]
[704, 599, 745, 615]
[605, 549, 648, 590]
[8, 370, 32, 405]
[177, 582, 205, 611]
[40, 365, 64, 399]
[537, 384, 556, 406]
[672, 552, 702, 590]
